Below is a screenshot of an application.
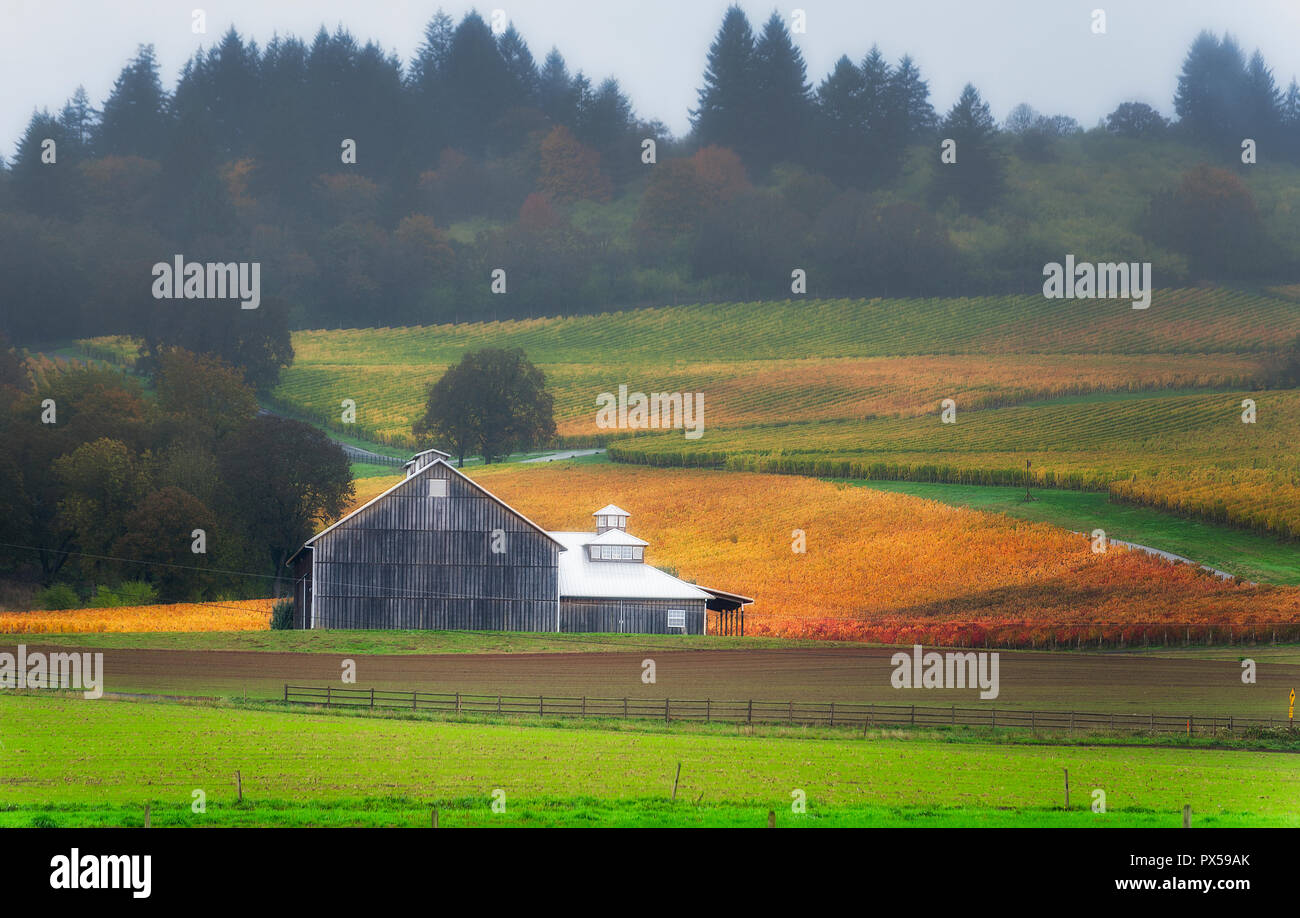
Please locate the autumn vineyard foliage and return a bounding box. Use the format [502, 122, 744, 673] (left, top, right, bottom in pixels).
[0, 599, 272, 634]
[456, 464, 1300, 648]
[59, 286, 1300, 645]
[612, 388, 1300, 539]
[82, 286, 1299, 448]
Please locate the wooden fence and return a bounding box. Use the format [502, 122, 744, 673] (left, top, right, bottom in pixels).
[282, 685, 1295, 735]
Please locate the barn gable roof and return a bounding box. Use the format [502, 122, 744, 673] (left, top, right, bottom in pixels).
[287, 456, 566, 564]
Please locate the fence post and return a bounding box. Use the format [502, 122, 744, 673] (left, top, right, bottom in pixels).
[789, 701, 794, 723]
[747, 699, 752, 724]
[671, 763, 681, 802]
[706, 699, 711, 723]
[910, 705, 915, 726]
[665, 697, 670, 723]
[829, 702, 834, 727]
[624, 697, 629, 718]
[539, 695, 543, 717]
[236, 770, 243, 803]
[1182, 804, 1191, 828]
[1063, 768, 1069, 809]
[412, 690, 417, 711]
[498, 694, 502, 714]
[326, 685, 331, 706]
[283, 683, 288, 703]
[582, 696, 587, 717]
[370, 688, 375, 709]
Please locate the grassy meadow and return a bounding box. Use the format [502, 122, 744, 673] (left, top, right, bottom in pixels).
[3, 694, 1296, 828]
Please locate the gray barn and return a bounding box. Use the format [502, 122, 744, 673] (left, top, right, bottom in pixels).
[288, 450, 752, 634]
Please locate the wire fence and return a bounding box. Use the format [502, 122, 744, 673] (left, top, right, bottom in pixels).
[282, 685, 1297, 735]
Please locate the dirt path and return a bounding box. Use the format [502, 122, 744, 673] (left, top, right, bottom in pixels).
[8, 643, 1295, 717]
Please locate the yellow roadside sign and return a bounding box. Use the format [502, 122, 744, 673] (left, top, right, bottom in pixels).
[1290, 688, 1295, 722]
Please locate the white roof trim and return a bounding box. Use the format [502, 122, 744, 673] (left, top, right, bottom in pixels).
[592, 504, 631, 517]
[700, 585, 755, 605]
[587, 529, 649, 547]
[301, 458, 567, 551]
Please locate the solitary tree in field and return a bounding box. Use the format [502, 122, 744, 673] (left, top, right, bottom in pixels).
[414, 347, 556, 466]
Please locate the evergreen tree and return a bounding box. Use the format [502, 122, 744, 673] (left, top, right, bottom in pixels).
[538, 47, 579, 125]
[890, 55, 937, 142]
[253, 35, 313, 201]
[410, 9, 455, 88]
[574, 77, 635, 187]
[441, 12, 516, 153]
[1243, 49, 1282, 146]
[931, 83, 1004, 212]
[205, 27, 262, 159]
[814, 55, 866, 186]
[751, 11, 811, 170]
[691, 5, 758, 159]
[859, 45, 905, 185]
[1174, 31, 1248, 146]
[1282, 78, 1300, 161]
[348, 40, 408, 180]
[578, 78, 633, 148]
[498, 24, 539, 106]
[58, 86, 97, 151]
[96, 44, 171, 158]
[409, 10, 455, 158]
[10, 110, 81, 217]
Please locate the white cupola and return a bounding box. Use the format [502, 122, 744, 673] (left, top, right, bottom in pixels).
[592, 504, 631, 535]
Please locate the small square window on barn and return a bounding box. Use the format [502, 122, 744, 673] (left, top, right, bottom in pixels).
[667, 609, 686, 630]
[428, 478, 448, 498]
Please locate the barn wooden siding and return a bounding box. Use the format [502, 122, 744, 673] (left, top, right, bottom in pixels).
[309, 462, 560, 630]
[559, 598, 707, 635]
[291, 553, 312, 629]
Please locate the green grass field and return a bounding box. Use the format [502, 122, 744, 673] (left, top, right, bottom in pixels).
[1, 629, 843, 655]
[3, 694, 1296, 827]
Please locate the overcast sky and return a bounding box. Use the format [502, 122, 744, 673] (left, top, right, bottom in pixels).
[4, 0, 1299, 161]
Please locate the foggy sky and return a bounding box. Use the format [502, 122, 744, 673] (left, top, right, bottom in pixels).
[4, 0, 1299, 161]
